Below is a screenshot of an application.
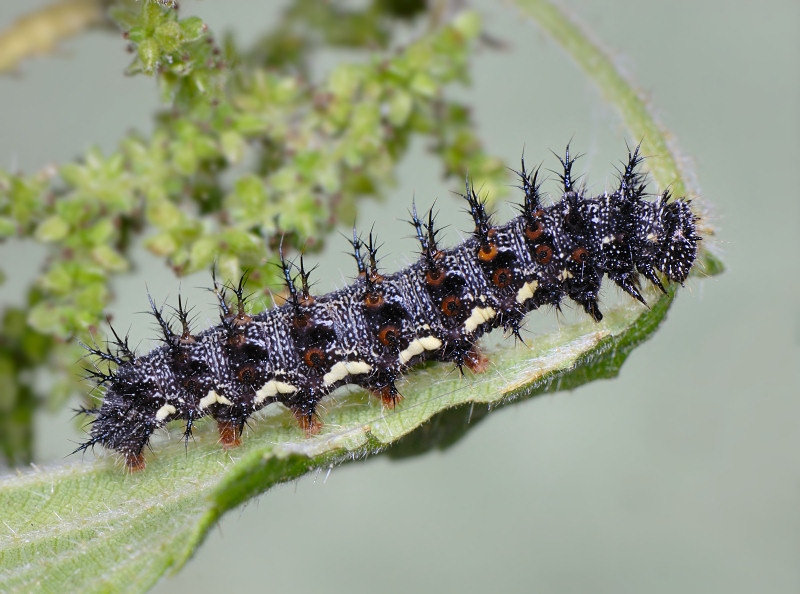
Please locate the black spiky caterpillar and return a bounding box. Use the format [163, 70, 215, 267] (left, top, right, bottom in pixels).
[76, 144, 700, 470]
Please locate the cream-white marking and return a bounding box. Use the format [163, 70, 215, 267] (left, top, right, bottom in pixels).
[323, 360, 372, 387]
[464, 306, 497, 333]
[515, 280, 539, 304]
[155, 403, 176, 422]
[254, 380, 297, 404]
[419, 335, 442, 350]
[398, 335, 442, 364]
[558, 269, 573, 281]
[199, 389, 233, 410]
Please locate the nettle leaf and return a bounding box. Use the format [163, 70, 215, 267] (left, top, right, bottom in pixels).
[0, 1, 721, 591]
[0, 283, 703, 592]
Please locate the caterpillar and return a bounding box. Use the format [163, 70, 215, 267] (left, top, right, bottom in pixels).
[76, 144, 700, 470]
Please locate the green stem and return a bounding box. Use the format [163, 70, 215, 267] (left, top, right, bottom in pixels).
[512, 0, 720, 266]
[512, 0, 686, 193]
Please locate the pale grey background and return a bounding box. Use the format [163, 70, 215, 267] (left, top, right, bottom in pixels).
[0, 1, 798, 592]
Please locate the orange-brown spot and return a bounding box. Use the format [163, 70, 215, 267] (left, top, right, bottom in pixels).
[232, 312, 252, 327]
[441, 295, 462, 317]
[425, 268, 446, 287]
[125, 452, 146, 472]
[535, 244, 553, 264]
[378, 325, 399, 346]
[237, 366, 256, 384]
[364, 292, 385, 308]
[492, 267, 513, 288]
[371, 385, 403, 408]
[464, 347, 490, 374]
[565, 212, 580, 229]
[294, 410, 322, 436]
[478, 242, 499, 262]
[304, 347, 326, 368]
[179, 332, 196, 345]
[298, 295, 315, 307]
[217, 420, 241, 449]
[525, 220, 544, 241]
[572, 247, 588, 263]
[228, 332, 247, 348]
[487, 227, 497, 239]
[293, 312, 310, 328]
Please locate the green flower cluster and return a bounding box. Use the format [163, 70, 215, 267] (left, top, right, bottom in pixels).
[0, 0, 506, 464]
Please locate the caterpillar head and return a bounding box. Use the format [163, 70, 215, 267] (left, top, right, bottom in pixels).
[658, 198, 700, 284]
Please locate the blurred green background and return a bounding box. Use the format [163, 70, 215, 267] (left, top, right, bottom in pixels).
[0, 1, 797, 593]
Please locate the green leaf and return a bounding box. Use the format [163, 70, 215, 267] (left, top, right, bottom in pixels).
[179, 17, 207, 43]
[137, 38, 160, 73]
[1, 284, 684, 592]
[514, 0, 714, 208]
[33, 215, 69, 242]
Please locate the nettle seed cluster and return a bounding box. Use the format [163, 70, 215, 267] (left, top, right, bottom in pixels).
[77, 145, 700, 470]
